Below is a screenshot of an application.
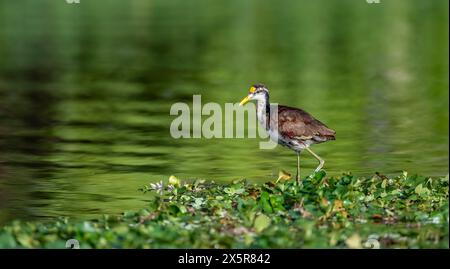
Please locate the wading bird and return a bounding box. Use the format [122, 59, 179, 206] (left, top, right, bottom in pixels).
[239, 84, 336, 183]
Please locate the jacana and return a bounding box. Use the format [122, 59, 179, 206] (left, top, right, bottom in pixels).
[239, 83, 336, 183]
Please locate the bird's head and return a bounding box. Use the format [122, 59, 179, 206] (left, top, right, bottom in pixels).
[239, 83, 269, 106]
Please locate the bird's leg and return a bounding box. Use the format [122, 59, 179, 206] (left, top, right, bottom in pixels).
[296, 151, 301, 183]
[305, 147, 324, 173]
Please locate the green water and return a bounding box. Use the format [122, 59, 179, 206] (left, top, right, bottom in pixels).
[0, 0, 448, 225]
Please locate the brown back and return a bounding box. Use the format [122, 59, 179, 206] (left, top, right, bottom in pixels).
[271, 105, 336, 142]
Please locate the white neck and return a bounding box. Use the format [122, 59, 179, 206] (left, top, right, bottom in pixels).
[256, 96, 269, 129]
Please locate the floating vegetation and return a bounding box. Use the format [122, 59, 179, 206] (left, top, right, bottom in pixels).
[0, 171, 448, 248]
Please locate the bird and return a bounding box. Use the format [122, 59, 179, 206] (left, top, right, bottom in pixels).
[239, 83, 336, 183]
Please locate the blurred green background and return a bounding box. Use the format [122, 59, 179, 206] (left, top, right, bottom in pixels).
[0, 0, 448, 225]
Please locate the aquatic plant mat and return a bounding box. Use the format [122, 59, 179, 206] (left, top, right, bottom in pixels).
[0, 172, 448, 248]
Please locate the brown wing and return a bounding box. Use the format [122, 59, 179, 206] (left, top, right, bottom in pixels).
[274, 105, 336, 142]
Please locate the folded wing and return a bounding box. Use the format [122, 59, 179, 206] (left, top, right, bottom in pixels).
[275, 105, 336, 143]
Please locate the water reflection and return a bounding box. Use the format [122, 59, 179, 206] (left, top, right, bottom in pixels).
[0, 0, 448, 224]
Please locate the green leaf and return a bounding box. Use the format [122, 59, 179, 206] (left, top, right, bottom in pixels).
[254, 214, 271, 233]
[169, 175, 181, 187]
[259, 191, 273, 213]
[415, 183, 430, 197]
[315, 170, 327, 180]
[0, 233, 17, 248]
[168, 204, 181, 215]
[269, 194, 285, 212]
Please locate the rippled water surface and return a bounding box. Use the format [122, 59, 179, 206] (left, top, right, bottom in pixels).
[0, 0, 448, 224]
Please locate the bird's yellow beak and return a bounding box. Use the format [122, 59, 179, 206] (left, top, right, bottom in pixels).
[239, 86, 256, 106]
[239, 96, 250, 106]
